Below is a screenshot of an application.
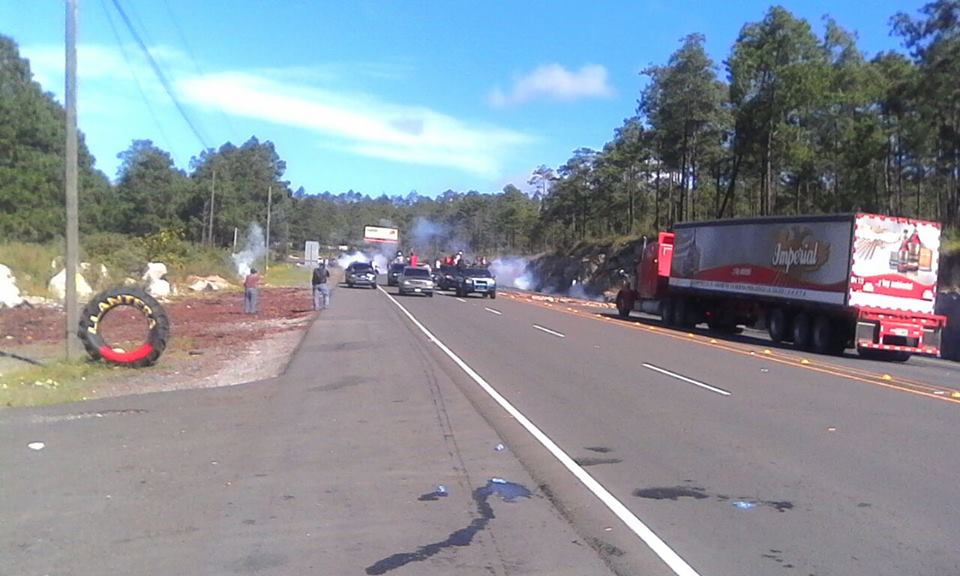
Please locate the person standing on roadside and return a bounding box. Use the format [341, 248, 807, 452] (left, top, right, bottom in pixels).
[244, 267, 262, 314]
[312, 259, 331, 311]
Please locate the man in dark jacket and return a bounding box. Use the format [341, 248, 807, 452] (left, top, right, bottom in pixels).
[312, 260, 331, 310]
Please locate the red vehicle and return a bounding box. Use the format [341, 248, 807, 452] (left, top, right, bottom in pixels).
[615, 213, 947, 361]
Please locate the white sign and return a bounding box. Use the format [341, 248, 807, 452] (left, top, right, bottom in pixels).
[304, 241, 320, 264]
[364, 225, 399, 244]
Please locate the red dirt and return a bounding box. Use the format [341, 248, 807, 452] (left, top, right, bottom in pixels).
[0, 287, 315, 360]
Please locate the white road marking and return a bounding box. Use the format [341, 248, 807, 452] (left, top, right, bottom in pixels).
[533, 324, 565, 338]
[378, 286, 703, 576]
[456, 297, 467, 303]
[642, 363, 731, 397]
[484, 307, 502, 315]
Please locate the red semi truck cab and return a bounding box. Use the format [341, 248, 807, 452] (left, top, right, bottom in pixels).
[617, 214, 947, 360]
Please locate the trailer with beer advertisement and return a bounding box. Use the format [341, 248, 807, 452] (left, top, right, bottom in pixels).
[615, 213, 946, 361]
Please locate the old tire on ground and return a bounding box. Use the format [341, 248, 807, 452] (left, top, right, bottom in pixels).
[77, 286, 170, 367]
[768, 308, 791, 343]
[792, 313, 812, 350]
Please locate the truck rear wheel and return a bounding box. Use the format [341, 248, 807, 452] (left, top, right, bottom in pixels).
[768, 308, 791, 343]
[812, 315, 836, 355]
[616, 293, 630, 318]
[792, 313, 812, 350]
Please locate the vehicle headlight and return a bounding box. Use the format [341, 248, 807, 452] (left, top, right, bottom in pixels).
[466, 278, 474, 284]
[403, 280, 411, 286]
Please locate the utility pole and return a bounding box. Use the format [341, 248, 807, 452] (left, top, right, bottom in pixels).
[264, 185, 272, 272]
[64, 0, 81, 360]
[207, 169, 216, 245]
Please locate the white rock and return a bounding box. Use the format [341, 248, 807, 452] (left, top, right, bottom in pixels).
[0, 264, 24, 308]
[48, 268, 93, 300]
[142, 262, 168, 282]
[186, 275, 233, 292]
[146, 279, 171, 298]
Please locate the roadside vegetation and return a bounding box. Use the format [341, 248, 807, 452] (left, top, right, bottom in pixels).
[0, 2, 957, 296]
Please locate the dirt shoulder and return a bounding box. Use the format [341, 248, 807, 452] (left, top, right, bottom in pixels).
[0, 286, 318, 406]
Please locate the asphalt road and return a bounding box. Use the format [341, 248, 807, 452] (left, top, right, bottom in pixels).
[3, 281, 959, 576]
[392, 286, 960, 576]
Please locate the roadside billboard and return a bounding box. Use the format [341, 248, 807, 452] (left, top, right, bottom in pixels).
[669, 217, 854, 306]
[364, 225, 399, 244]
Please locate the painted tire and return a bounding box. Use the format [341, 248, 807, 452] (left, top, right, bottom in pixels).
[77, 287, 170, 367]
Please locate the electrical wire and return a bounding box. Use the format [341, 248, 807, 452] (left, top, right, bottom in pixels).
[109, 0, 211, 150]
[98, 0, 180, 167]
[160, 0, 240, 142]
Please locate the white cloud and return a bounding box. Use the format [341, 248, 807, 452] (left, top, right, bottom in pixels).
[489, 64, 615, 108]
[177, 72, 531, 176]
[20, 42, 533, 178]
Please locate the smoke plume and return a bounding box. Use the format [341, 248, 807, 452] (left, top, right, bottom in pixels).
[233, 222, 266, 277]
[490, 257, 534, 290]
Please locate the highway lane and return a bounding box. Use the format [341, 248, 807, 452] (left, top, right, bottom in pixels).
[540, 294, 960, 397]
[388, 286, 960, 576]
[1, 285, 615, 576]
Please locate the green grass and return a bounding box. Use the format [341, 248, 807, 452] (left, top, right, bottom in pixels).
[264, 262, 311, 287]
[0, 241, 62, 297]
[0, 359, 106, 407]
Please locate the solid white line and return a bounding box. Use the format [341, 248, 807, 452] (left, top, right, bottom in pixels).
[642, 363, 732, 397]
[484, 307, 502, 315]
[533, 324, 565, 338]
[456, 297, 467, 303]
[377, 286, 703, 576]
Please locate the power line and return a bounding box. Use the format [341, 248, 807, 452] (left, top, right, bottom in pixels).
[161, 0, 240, 142]
[99, 0, 180, 168]
[109, 0, 210, 150]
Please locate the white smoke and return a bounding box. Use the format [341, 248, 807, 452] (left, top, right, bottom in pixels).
[490, 257, 534, 290]
[337, 250, 389, 274]
[411, 218, 448, 251]
[233, 222, 266, 277]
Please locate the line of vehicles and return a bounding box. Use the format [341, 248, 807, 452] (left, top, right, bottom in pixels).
[344, 260, 497, 299]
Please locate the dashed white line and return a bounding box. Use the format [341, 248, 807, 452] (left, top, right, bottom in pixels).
[484, 307, 502, 315]
[455, 297, 467, 303]
[643, 363, 731, 396]
[533, 324, 565, 338]
[378, 286, 703, 576]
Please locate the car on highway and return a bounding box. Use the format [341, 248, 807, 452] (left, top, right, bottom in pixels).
[344, 261, 378, 289]
[434, 264, 458, 290]
[387, 262, 405, 286]
[454, 267, 496, 298]
[398, 266, 434, 297]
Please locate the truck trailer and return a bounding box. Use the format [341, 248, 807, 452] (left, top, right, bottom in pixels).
[615, 213, 947, 361]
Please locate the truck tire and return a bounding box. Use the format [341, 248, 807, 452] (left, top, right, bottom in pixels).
[768, 308, 791, 343]
[674, 298, 694, 328]
[792, 313, 812, 350]
[490, 291, 496, 300]
[77, 286, 170, 367]
[661, 298, 675, 326]
[812, 315, 835, 355]
[616, 293, 630, 318]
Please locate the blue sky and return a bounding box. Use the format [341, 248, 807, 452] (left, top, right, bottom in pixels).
[1, 0, 926, 197]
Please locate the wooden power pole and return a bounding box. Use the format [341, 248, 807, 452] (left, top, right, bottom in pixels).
[265, 185, 272, 272]
[64, 0, 81, 359]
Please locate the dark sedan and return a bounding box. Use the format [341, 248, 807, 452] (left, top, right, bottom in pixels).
[345, 262, 378, 288]
[387, 263, 405, 286]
